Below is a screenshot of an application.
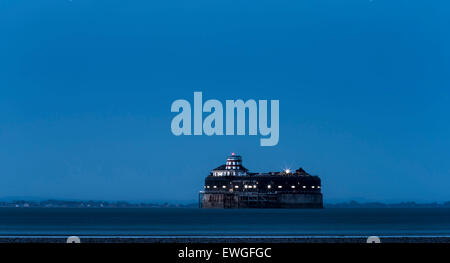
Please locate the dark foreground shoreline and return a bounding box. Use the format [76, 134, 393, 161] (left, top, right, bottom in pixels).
[1, 236, 449, 243]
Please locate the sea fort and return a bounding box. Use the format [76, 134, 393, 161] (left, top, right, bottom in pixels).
[200, 153, 323, 208]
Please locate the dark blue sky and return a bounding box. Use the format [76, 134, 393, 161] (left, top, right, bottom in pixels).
[1, 0, 449, 203]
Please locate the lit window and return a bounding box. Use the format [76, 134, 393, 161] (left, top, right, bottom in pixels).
[253, 185, 257, 188]
[206, 186, 210, 188]
[222, 185, 226, 189]
[278, 185, 282, 189]
[244, 185, 248, 189]
[213, 186, 217, 188]
[291, 185, 295, 189]
[302, 186, 306, 189]
[312, 186, 315, 189]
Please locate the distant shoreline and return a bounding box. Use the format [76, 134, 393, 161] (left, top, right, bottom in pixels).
[1, 199, 450, 208]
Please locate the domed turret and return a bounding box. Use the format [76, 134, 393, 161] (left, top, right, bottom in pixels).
[226, 153, 242, 170]
[211, 153, 248, 176]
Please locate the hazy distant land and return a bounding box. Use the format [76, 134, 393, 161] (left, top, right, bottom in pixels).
[1, 199, 450, 208]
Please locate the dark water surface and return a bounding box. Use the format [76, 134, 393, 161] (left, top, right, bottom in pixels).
[1, 208, 449, 236]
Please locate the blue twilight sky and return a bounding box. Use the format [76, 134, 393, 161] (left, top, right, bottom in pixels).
[0, 0, 449, 203]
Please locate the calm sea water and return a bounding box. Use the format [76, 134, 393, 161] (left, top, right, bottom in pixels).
[1, 208, 449, 236]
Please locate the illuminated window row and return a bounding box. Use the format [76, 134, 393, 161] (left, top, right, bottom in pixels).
[206, 185, 321, 189]
[213, 171, 240, 176]
[205, 185, 257, 189]
[266, 185, 321, 189]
